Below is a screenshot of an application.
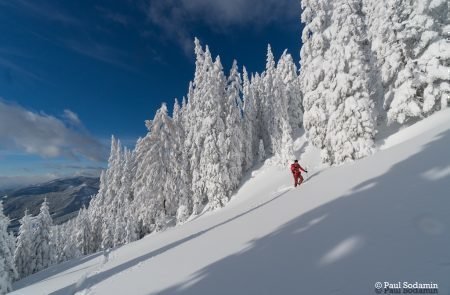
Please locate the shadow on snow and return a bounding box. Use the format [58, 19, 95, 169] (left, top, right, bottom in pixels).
[23, 129, 450, 295]
[48, 186, 293, 295]
[155, 129, 450, 295]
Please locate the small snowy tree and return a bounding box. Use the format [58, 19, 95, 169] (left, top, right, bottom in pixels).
[14, 210, 35, 278]
[88, 170, 107, 252]
[60, 220, 80, 262]
[75, 206, 92, 255]
[0, 202, 17, 294]
[258, 139, 266, 162]
[50, 225, 64, 263]
[34, 199, 53, 273]
[278, 119, 295, 165]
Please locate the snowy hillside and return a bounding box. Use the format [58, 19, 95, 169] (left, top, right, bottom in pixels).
[11, 109, 450, 295]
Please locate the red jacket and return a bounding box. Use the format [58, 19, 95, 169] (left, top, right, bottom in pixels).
[291, 163, 306, 175]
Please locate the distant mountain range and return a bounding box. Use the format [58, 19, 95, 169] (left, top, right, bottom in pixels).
[1, 176, 99, 232]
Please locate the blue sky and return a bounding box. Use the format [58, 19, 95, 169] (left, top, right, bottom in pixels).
[0, 0, 302, 188]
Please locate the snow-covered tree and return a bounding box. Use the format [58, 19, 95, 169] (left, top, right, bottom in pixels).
[301, 0, 377, 164]
[278, 119, 295, 165]
[61, 220, 80, 262]
[242, 67, 258, 171]
[225, 60, 245, 190]
[133, 103, 190, 233]
[0, 202, 17, 294]
[362, 0, 449, 124]
[34, 199, 53, 273]
[14, 210, 35, 278]
[115, 148, 137, 246]
[384, 0, 448, 123]
[260, 45, 278, 155]
[50, 225, 64, 263]
[172, 99, 193, 223]
[74, 206, 92, 255]
[185, 41, 230, 212]
[277, 51, 303, 131]
[124, 198, 138, 244]
[258, 139, 266, 162]
[300, 0, 334, 154]
[88, 170, 107, 252]
[100, 136, 125, 249]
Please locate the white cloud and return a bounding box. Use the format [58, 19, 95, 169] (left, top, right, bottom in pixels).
[140, 0, 299, 54]
[0, 99, 107, 161]
[63, 109, 82, 126]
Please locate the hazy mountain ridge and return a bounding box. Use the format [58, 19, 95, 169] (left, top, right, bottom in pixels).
[2, 176, 99, 232]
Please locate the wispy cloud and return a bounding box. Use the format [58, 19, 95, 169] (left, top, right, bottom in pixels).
[0, 99, 108, 161]
[96, 6, 130, 27]
[63, 109, 82, 126]
[0, 0, 81, 26]
[62, 38, 135, 71]
[139, 0, 299, 54]
[0, 0, 137, 71]
[0, 56, 42, 82]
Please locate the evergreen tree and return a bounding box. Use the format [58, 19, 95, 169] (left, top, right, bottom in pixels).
[186, 41, 230, 212]
[384, 0, 449, 123]
[50, 225, 64, 263]
[88, 170, 107, 252]
[34, 199, 53, 273]
[0, 202, 17, 294]
[300, 0, 334, 156]
[101, 136, 124, 249]
[322, 0, 377, 164]
[173, 99, 193, 223]
[75, 206, 92, 255]
[301, 0, 377, 164]
[61, 219, 80, 261]
[242, 66, 259, 171]
[260, 44, 278, 155]
[277, 51, 303, 131]
[14, 210, 35, 278]
[133, 103, 189, 232]
[258, 139, 266, 162]
[225, 60, 245, 190]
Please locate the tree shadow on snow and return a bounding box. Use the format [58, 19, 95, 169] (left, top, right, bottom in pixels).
[155, 129, 450, 295]
[13, 252, 104, 290]
[47, 187, 293, 295]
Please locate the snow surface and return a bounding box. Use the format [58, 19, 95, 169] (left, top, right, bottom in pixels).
[11, 109, 450, 295]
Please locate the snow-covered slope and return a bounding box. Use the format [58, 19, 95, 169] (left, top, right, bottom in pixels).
[11, 110, 450, 295]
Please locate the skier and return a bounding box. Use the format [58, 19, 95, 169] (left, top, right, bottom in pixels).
[291, 160, 307, 187]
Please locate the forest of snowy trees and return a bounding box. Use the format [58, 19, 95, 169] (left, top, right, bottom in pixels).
[1, 0, 447, 291]
[300, 0, 448, 163]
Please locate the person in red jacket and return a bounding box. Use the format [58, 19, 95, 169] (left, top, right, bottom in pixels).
[291, 160, 307, 187]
